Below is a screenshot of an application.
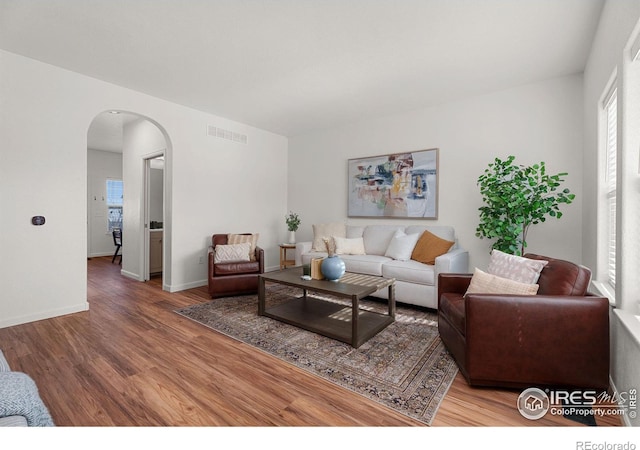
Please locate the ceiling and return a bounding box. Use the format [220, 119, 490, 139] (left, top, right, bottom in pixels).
[87, 112, 140, 153]
[0, 0, 604, 138]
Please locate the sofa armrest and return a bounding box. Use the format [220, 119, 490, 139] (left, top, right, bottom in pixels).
[256, 246, 265, 273]
[438, 273, 473, 298]
[464, 294, 610, 388]
[295, 241, 312, 266]
[435, 248, 469, 275]
[435, 249, 469, 295]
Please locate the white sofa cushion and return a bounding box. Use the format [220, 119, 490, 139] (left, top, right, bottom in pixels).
[362, 225, 405, 256]
[340, 254, 391, 276]
[382, 259, 436, 286]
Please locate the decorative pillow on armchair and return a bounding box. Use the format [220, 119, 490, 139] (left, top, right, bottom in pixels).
[487, 249, 548, 284]
[465, 268, 539, 297]
[227, 233, 259, 261]
[214, 242, 251, 263]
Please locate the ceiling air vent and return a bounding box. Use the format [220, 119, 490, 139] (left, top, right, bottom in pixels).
[207, 125, 248, 144]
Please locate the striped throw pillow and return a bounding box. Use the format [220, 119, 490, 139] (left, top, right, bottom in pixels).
[227, 233, 259, 261]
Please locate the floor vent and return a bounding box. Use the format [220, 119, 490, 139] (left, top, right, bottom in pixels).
[207, 125, 248, 144]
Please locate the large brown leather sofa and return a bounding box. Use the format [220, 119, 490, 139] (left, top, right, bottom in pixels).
[208, 234, 264, 299]
[437, 253, 610, 390]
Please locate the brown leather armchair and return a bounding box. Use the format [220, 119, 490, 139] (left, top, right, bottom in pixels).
[208, 234, 264, 299]
[437, 253, 610, 390]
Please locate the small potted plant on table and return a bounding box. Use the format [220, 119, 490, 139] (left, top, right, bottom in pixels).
[285, 211, 301, 244]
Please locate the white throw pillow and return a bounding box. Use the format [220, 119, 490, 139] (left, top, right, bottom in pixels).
[384, 230, 420, 261]
[333, 236, 366, 255]
[465, 268, 539, 297]
[312, 222, 346, 251]
[214, 242, 251, 263]
[487, 249, 548, 284]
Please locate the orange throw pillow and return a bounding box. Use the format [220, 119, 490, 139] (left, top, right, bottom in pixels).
[410, 230, 454, 265]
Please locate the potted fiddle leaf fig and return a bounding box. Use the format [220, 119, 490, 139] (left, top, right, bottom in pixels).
[475, 155, 575, 256]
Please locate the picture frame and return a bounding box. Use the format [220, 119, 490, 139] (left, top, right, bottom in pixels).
[348, 148, 439, 219]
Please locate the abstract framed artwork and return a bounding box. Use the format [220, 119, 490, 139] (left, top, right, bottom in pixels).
[348, 148, 439, 219]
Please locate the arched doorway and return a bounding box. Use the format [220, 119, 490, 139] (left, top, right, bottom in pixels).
[87, 110, 172, 289]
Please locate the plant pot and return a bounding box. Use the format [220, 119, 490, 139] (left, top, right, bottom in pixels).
[321, 255, 346, 281]
[288, 230, 296, 244]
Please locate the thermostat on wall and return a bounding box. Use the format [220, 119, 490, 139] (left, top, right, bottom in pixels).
[31, 216, 45, 226]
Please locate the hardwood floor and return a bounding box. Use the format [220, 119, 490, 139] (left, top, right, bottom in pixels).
[0, 257, 622, 427]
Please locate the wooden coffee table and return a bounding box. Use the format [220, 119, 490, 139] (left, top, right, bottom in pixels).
[258, 267, 395, 348]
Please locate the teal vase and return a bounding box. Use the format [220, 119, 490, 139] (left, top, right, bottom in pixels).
[321, 255, 346, 281]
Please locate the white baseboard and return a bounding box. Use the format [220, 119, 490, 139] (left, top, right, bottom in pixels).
[120, 269, 142, 281]
[0, 302, 90, 329]
[607, 376, 633, 427]
[88, 252, 116, 258]
[168, 279, 207, 293]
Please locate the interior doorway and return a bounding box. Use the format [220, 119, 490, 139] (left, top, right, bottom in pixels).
[143, 153, 165, 281]
[87, 110, 171, 291]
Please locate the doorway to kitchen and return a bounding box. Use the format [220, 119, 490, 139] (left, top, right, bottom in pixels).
[144, 153, 165, 281]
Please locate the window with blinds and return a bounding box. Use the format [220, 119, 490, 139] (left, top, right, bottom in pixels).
[604, 90, 617, 290]
[106, 179, 123, 232]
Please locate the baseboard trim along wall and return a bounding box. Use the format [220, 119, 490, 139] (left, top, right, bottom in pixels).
[168, 280, 207, 293]
[0, 302, 90, 329]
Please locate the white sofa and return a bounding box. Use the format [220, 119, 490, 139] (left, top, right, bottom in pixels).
[295, 224, 468, 309]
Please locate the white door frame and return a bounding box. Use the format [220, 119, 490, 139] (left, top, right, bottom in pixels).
[142, 150, 165, 281]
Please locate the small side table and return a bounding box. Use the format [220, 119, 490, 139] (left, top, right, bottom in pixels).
[279, 244, 296, 269]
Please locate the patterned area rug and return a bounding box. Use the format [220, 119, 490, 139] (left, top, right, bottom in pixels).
[175, 283, 458, 425]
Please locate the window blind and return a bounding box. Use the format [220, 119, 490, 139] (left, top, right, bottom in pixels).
[106, 179, 123, 232]
[106, 179, 123, 206]
[605, 91, 617, 289]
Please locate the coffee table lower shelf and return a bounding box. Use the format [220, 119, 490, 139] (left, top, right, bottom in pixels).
[262, 295, 393, 348]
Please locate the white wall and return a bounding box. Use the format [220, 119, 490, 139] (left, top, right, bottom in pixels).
[87, 148, 123, 257]
[120, 118, 167, 282]
[289, 75, 585, 272]
[582, 0, 640, 274]
[0, 49, 288, 328]
[583, 0, 640, 427]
